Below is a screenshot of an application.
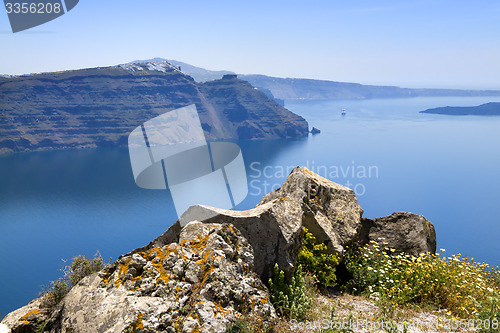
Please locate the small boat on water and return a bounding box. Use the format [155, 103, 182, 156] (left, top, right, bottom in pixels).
[341, 108, 347, 116]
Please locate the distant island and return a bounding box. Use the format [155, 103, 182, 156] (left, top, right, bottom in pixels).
[420, 102, 500, 115]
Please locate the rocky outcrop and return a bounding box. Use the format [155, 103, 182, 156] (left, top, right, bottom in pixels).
[133, 167, 364, 281]
[359, 212, 437, 256]
[1, 167, 437, 332]
[310, 127, 321, 134]
[0, 297, 48, 333]
[259, 167, 364, 254]
[2, 222, 274, 333]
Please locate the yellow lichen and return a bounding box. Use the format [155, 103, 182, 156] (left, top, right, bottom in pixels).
[145, 247, 173, 284]
[113, 247, 181, 289]
[214, 303, 231, 317]
[20, 309, 41, 320]
[124, 312, 144, 332]
[182, 233, 211, 255]
[136, 313, 144, 330]
[19, 309, 44, 326]
[114, 257, 132, 288]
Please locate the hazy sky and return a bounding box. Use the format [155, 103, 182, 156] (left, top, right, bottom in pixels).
[1, 0, 500, 89]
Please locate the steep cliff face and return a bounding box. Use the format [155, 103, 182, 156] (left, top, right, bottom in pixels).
[199, 76, 307, 139]
[0, 62, 309, 154]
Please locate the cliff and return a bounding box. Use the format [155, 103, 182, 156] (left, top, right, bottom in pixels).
[0, 61, 308, 154]
[240, 75, 500, 100]
[1, 167, 436, 332]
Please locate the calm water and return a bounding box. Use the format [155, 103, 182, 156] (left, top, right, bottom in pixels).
[1, 96, 500, 316]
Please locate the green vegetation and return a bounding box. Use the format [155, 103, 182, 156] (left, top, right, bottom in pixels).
[343, 240, 500, 320]
[268, 264, 311, 320]
[41, 252, 105, 309]
[476, 292, 500, 333]
[226, 319, 254, 333]
[226, 318, 272, 333]
[298, 227, 340, 287]
[263, 234, 500, 332]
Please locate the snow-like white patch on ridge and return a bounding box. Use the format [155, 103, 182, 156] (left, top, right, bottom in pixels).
[119, 63, 144, 72]
[120, 61, 181, 74]
[145, 61, 180, 73]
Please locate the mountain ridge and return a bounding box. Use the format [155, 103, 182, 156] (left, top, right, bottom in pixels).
[0, 60, 308, 154]
[151, 58, 500, 100]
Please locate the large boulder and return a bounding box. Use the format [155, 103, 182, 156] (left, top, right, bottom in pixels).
[359, 212, 437, 256]
[1, 222, 275, 333]
[135, 167, 364, 281]
[259, 167, 364, 255]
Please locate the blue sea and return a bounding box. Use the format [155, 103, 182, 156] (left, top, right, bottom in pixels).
[1, 96, 500, 316]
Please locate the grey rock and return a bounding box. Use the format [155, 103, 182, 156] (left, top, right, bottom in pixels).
[1, 297, 48, 333]
[132, 253, 147, 266]
[259, 166, 364, 254]
[1, 222, 275, 332]
[360, 212, 437, 256]
[178, 166, 364, 280]
[184, 261, 201, 283]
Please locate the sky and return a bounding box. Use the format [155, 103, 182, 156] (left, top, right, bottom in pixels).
[1, 0, 500, 89]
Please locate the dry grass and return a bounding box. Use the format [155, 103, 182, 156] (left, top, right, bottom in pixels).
[271, 291, 482, 332]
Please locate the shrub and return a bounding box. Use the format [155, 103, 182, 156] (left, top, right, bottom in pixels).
[268, 264, 311, 320]
[41, 252, 105, 309]
[343, 240, 500, 318]
[226, 318, 269, 333]
[297, 227, 339, 287]
[226, 318, 252, 333]
[63, 253, 104, 286]
[477, 292, 500, 333]
[41, 280, 70, 309]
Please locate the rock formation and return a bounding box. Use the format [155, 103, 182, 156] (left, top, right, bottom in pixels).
[1, 167, 437, 332]
[310, 127, 321, 134]
[0, 61, 308, 154]
[133, 167, 364, 282]
[2, 223, 275, 332]
[359, 212, 436, 256]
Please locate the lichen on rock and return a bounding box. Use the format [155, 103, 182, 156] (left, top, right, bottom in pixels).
[2, 222, 275, 333]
